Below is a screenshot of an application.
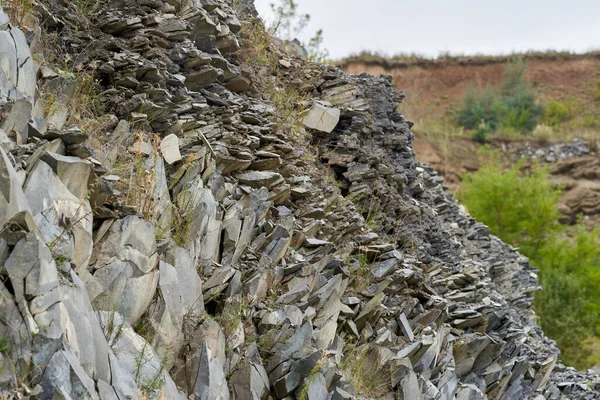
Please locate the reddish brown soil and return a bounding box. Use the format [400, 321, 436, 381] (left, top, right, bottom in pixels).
[342, 57, 600, 103]
[341, 57, 600, 121]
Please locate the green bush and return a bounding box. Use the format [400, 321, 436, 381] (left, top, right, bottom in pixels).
[455, 58, 544, 134]
[458, 153, 561, 255]
[458, 154, 600, 369]
[535, 225, 600, 368]
[456, 85, 500, 130]
[498, 58, 544, 132]
[542, 97, 583, 126]
[471, 124, 492, 143]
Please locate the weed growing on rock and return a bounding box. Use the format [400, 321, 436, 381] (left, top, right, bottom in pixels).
[347, 253, 371, 294]
[338, 344, 389, 398]
[134, 316, 152, 342]
[72, 0, 100, 14]
[1, 0, 33, 28]
[103, 308, 125, 349]
[296, 355, 325, 400]
[237, 18, 311, 143]
[215, 296, 251, 342]
[0, 335, 9, 353]
[110, 133, 167, 223]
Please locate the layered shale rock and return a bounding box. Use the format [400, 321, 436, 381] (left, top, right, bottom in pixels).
[0, 1, 599, 399]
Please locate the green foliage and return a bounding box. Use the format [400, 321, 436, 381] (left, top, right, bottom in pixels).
[458, 153, 562, 255]
[543, 97, 584, 126]
[471, 124, 492, 143]
[0, 335, 9, 353]
[306, 29, 329, 63]
[455, 85, 499, 131]
[455, 58, 544, 135]
[268, 0, 329, 61]
[594, 79, 600, 102]
[534, 226, 600, 368]
[338, 345, 389, 397]
[73, 0, 100, 14]
[458, 155, 600, 369]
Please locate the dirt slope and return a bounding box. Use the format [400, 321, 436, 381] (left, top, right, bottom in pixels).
[339, 55, 600, 121]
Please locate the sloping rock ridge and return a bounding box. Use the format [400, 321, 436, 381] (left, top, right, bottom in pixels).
[0, 1, 598, 399]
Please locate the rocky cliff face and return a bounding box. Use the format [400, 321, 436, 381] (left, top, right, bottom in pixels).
[0, 1, 598, 399]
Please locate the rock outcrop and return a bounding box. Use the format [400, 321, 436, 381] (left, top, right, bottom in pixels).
[0, 1, 598, 399]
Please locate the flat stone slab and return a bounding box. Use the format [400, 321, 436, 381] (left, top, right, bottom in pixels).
[160, 133, 182, 164]
[303, 101, 340, 133]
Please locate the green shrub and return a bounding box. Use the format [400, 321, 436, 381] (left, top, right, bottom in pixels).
[471, 124, 492, 143]
[535, 225, 600, 368]
[455, 85, 500, 130]
[455, 58, 544, 134]
[498, 58, 544, 132]
[500, 106, 535, 132]
[458, 153, 562, 255]
[542, 97, 583, 126]
[458, 154, 600, 369]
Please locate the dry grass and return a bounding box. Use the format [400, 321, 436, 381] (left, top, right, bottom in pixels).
[338, 49, 600, 69]
[109, 133, 164, 221]
[1, 0, 34, 28]
[338, 344, 390, 398]
[235, 17, 312, 145]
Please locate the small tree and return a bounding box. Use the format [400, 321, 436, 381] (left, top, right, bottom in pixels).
[268, 0, 309, 41]
[268, 0, 329, 62]
[455, 58, 544, 136]
[497, 57, 544, 132]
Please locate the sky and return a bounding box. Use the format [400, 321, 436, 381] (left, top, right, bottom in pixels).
[254, 0, 600, 60]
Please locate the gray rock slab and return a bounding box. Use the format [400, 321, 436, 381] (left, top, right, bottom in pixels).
[161, 133, 182, 164]
[100, 311, 185, 400]
[0, 146, 30, 226]
[303, 101, 340, 134]
[40, 152, 93, 199]
[89, 216, 158, 324]
[2, 97, 32, 145]
[237, 171, 283, 189]
[24, 160, 93, 270]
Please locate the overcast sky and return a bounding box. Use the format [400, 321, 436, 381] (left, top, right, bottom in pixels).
[254, 0, 600, 60]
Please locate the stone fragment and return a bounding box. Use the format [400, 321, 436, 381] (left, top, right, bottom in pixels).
[149, 248, 204, 366]
[40, 152, 93, 199]
[273, 351, 323, 398]
[2, 98, 32, 145]
[24, 160, 93, 269]
[229, 344, 269, 400]
[303, 101, 340, 134]
[160, 133, 182, 164]
[237, 170, 283, 189]
[354, 292, 385, 331]
[46, 102, 69, 130]
[88, 216, 158, 324]
[298, 372, 328, 400]
[100, 312, 185, 399]
[398, 313, 414, 341]
[193, 341, 229, 400]
[185, 66, 222, 90]
[0, 146, 30, 226]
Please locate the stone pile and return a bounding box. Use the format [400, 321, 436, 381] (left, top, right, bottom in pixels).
[507, 138, 593, 163]
[0, 1, 599, 399]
